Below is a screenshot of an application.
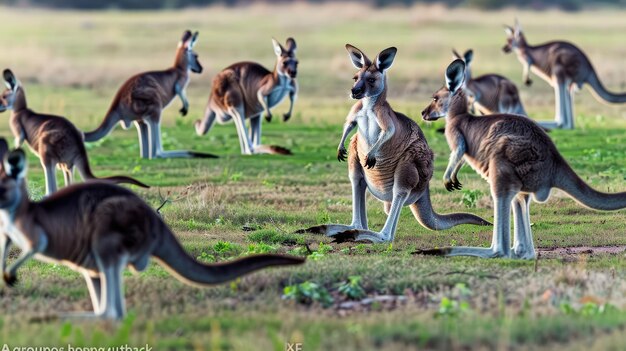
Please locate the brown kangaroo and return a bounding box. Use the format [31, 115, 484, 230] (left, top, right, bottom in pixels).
[0, 144, 304, 320]
[195, 38, 298, 155]
[420, 59, 626, 259]
[297, 45, 490, 243]
[503, 19, 626, 129]
[0, 69, 149, 195]
[83, 30, 216, 159]
[452, 49, 527, 116]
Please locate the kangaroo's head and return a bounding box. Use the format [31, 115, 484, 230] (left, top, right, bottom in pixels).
[0, 69, 19, 113]
[502, 19, 526, 54]
[345, 44, 397, 100]
[0, 139, 26, 210]
[452, 49, 473, 79]
[421, 59, 466, 121]
[272, 38, 298, 79]
[178, 30, 203, 74]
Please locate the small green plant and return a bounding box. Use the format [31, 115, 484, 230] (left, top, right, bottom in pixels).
[245, 243, 278, 254]
[435, 297, 470, 318]
[309, 242, 333, 260]
[461, 189, 483, 209]
[559, 301, 618, 316]
[337, 276, 366, 300]
[283, 281, 334, 307]
[230, 172, 243, 182]
[196, 252, 216, 263]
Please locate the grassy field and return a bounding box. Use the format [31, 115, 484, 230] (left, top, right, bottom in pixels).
[0, 3, 625, 350]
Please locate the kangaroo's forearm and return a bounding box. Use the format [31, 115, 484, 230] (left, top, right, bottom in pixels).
[175, 83, 189, 109]
[0, 235, 11, 274]
[285, 81, 298, 116]
[257, 90, 271, 116]
[369, 124, 395, 154]
[445, 137, 467, 181]
[339, 121, 357, 149]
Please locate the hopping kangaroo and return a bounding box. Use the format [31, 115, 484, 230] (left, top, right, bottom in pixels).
[0, 70, 149, 195]
[297, 45, 490, 243]
[503, 19, 626, 129]
[420, 59, 626, 259]
[84, 30, 216, 159]
[195, 38, 298, 155]
[0, 145, 304, 320]
[452, 49, 527, 116]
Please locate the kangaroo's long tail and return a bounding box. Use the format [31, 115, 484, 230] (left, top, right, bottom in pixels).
[75, 150, 149, 188]
[554, 162, 626, 211]
[410, 187, 491, 230]
[586, 70, 626, 104]
[153, 227, 305, 286]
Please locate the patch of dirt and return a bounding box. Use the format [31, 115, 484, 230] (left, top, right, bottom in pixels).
[537, 245, 626, 259]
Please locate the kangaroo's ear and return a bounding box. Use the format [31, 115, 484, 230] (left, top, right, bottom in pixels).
[285, 37, 297, 53]
[375, 47, 397, 72]
[504, 25, 514, 36]
[345, 44, 371, 69]
[464, 49, 474, 64]
[0, 138, 8, 163]
[180, 30, 193, 47]
[189, 31, 199, 49]
[3, 69, 17, 90]
[452, 49, 462, 59]
[514, 18, 522, 37]
[272, 38, 285, 56]
[4, 149, 26, 180]
[445, 59, 466, 94]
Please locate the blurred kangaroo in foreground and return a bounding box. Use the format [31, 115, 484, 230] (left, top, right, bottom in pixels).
[420, 59, 626, 259]
[297, 45, 490, 243]
[84, 30, 216, 159]
[452, 49, 527, 116]
[195, 38, 298, 155]
[0, 145, 304, 320]
[0, 70, 149, 195]
[503, 19, 626, 129]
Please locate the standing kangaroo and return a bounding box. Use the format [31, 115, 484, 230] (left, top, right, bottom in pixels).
[0, 145, 304, 320]
[195, 38, 298, 155]
[452, 49, 527, 116]
[84, 30, 216, 159]
[0, 69, 149, 195]
[297, 45, 489, 243]
[503, 19, 626, 129]
[420, 59, 626, 259]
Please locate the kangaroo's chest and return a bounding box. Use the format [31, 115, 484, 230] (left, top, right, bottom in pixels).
[355, 108, 381, 148]
[266, 76, 292, 107]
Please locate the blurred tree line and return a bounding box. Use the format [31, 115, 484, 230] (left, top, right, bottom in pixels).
[1, 0, 624, 11]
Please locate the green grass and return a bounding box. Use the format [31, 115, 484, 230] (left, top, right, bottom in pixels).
[0, 3, 625, 350]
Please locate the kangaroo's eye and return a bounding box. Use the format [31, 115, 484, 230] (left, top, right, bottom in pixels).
[367, 78, 375, 84]
[433, 97, 438, 102]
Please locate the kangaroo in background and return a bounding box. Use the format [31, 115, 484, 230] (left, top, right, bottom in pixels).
[503, 19, 626, 129]
[297, 45, 490, 243]
[195, 38, 298, 155]
[0, 144, 304, 320]
[452, 49, 527, 116]
[0, 70, 149, 195]
[420, 59, 626, 259]
[84, 30, 216, 159]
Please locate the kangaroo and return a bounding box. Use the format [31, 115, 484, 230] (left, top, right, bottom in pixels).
[419, 59, 626, 259]
[296, 45, 490, 243]
[503, 19, 626, 129]
[0, 145, 305, 320]
[452, 49, 527, 116]
[194, 38, 298, 155]
[0, 70, 149, 195]
[83, 30, 216, 159]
